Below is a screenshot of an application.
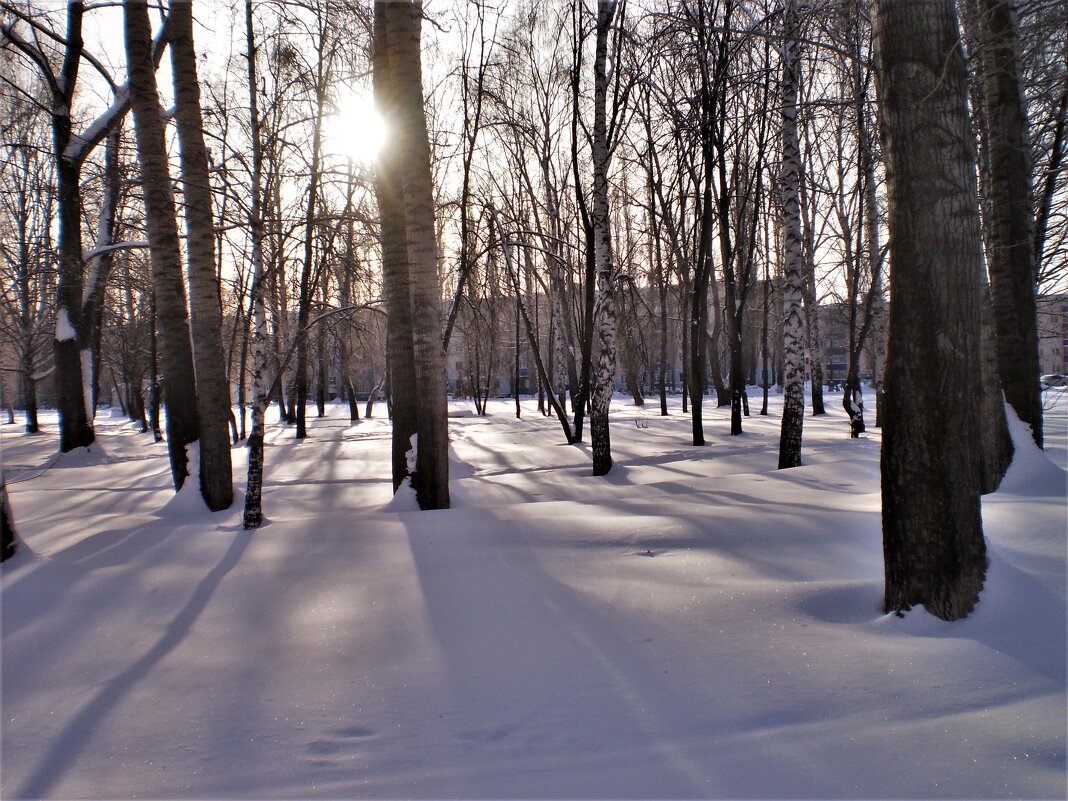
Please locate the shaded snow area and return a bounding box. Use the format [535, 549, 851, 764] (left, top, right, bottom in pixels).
[2, 392, 1065, 799]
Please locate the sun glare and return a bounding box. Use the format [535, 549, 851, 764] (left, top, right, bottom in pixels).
[326, 91, 387, 165]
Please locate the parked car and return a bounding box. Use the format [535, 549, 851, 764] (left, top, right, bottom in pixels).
[1040, 374, 1067, 389]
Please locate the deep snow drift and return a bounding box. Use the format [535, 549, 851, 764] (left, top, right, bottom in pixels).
[2, 390, 1065, 799]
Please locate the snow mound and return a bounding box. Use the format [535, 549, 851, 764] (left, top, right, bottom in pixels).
[997, 405, 1067, 497]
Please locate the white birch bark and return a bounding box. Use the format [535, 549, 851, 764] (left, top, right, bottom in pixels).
[778, 0, 806, 469]
[243, 0, 269, 529]
[590, 0, 618, 476]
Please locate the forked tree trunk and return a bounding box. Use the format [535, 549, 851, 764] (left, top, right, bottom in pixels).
[778, 1, 806, 469]
[170, 0, 233, 510]
[873, 0, 987, 621]
[124, 0, 200, 491]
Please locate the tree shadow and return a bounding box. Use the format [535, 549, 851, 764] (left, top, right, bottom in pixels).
[14, 530, 253, 799]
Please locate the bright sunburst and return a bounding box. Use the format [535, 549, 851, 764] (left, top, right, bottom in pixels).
[325, 90, 387, 165]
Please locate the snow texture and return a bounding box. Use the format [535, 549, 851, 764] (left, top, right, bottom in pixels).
[1, 391, 1065, 799]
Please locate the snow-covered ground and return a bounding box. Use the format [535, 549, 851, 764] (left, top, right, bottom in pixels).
[2, 390, 1065, 799]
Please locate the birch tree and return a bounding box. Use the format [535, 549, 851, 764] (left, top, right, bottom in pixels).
[243, 0, 270, 529]
[589, 0, 619, 476]
[778, 0, 806, 469]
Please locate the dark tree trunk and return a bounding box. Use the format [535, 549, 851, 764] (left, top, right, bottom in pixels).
[125, 0, 199, 490]
[20, 349, 38, 434]
[54, 159, 94, 452]
[0, 471, 15, 562]
[170, 0, 234, 510]
[874, 0, 987, 621]
[974, 0, 1043, 448]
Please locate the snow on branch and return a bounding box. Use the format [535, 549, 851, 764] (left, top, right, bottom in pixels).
[81, 240, 150, 264]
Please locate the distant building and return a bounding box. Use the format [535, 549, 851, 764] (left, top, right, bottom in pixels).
[1038, 294, 1068, 376]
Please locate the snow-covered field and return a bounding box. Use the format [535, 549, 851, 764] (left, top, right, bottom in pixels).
[2, 390, 1065, 799]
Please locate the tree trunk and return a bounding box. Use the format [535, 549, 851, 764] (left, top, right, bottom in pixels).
[375, 0, 419, 494]
[170, 0, 233, 510]
[54, 153, 94, 451]
[148, 292, 162, 442]
[0, 464, 15, 562]
[778, 1, 806, 469]
[242, 0, 269, 529]
[83, 130, 122, 419]
[49, 4, 95, 452]
[974, 0, 1042, 448]
[873, 0, 987, 621]
[979, 278, 1014, 493]
[589, 0, 619, 476]
[374, 0, 450, 509]
[124, 0, 199, 491]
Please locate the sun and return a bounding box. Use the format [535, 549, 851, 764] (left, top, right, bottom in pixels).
[325, 90, 387, 165]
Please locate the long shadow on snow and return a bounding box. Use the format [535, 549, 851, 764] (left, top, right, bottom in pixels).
[13, 530, 252, 800]
[1, 522, 172, 639]
[402, 507, 715, 797]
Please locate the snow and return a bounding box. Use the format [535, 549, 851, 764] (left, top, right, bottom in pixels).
[2, 392, 1065, 799]
[54, 308, 77, 342]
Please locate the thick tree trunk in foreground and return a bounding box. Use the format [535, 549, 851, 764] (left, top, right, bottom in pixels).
[170, 0, 233, 511]
[873, 0, 987, 621]
[125, 0, 199, 491]
[374, 0, 450, 509]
